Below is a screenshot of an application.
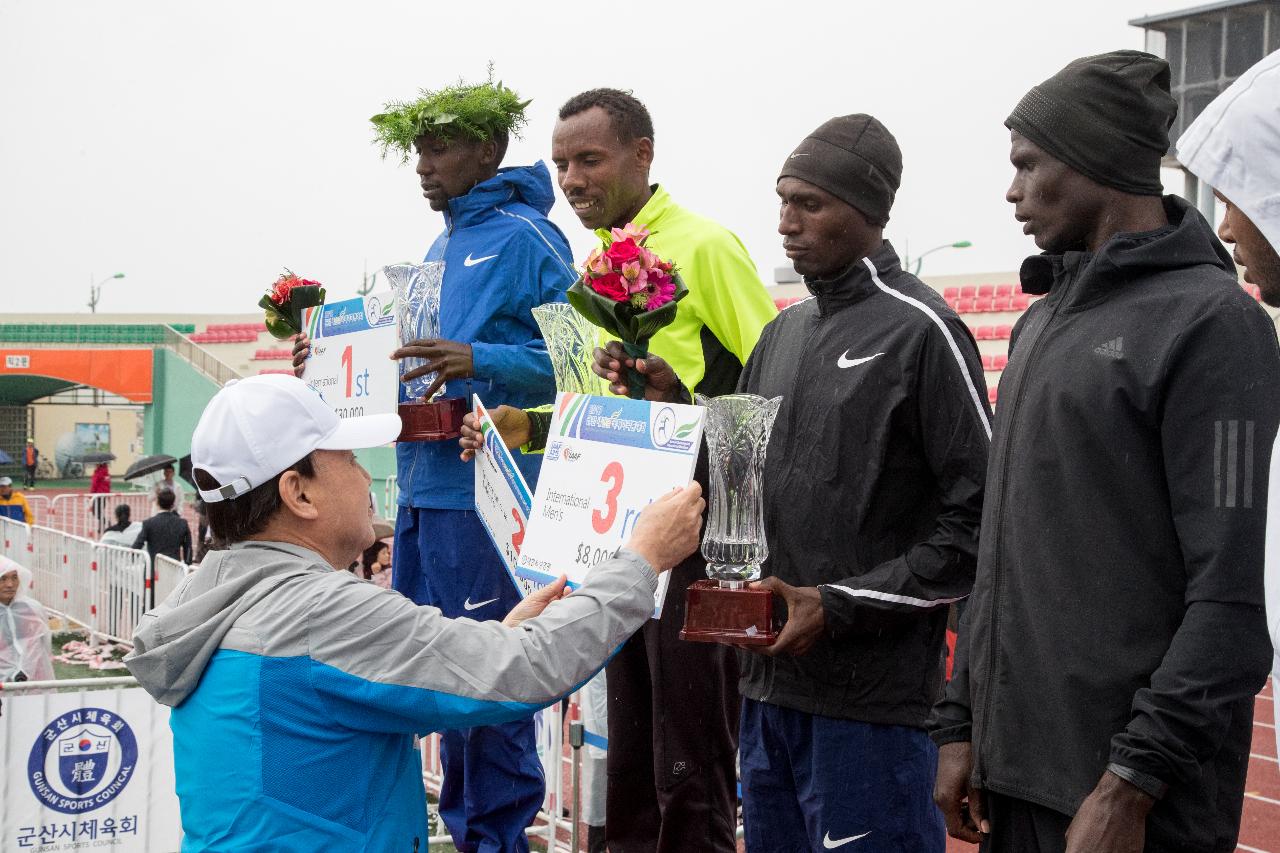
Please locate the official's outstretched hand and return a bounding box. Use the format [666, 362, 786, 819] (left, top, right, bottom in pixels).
[625, 483, 705, 573]
[502, 575, 570, 628]
[591, 341, 683, 402]
[459, 406, 532, 462]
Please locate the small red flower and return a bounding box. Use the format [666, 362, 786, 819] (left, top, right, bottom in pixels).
[603, 239, 642, 268]
[589, 272, 629, 302]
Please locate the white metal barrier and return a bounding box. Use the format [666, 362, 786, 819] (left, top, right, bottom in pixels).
[153, 554, 192, 608]
[47, 492, 198, 541]
[384, 476, 398, 519]
[0, 514, 29, 562]
[96, 543, 150, 642]
[25, 493, 51, 526]
[17, 524, 148, 644]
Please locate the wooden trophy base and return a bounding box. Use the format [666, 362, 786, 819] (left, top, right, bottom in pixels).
[397, 397, 467, 442]
[679, 579, 777, 645]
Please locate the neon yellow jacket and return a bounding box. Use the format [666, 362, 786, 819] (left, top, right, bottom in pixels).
[595, 185, 777, 395]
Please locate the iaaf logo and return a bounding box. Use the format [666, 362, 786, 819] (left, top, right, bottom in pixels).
[563, 447, 582, 462]
[28, 708, 138, 814]
[364, 296, 396, 328]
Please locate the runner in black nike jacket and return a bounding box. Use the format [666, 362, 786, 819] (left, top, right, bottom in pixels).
[594, 114, 991, 853]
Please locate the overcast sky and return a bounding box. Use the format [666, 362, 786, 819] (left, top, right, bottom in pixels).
[0, 0, 1188, 315]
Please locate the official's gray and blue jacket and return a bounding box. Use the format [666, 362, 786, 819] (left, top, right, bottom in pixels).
[126, 541, 656, 851]
[398, 162, 577, 511]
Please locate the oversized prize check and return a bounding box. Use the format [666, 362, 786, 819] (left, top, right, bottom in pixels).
[515, 392, 705, 617]
[299, 292, 399, 419]
[472, 395, 537, 597]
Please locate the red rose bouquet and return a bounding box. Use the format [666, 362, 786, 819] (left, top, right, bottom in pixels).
[566, 223, 687, 398]
[259, 270, 327, 340]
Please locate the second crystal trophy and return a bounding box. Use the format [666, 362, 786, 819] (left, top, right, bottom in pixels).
[679, 392, 783, 645]
[385, 261, 467, 441]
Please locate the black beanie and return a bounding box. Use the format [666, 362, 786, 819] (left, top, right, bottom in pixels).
[1006, 50, 1176, 196]
[778, 114, 902, 226]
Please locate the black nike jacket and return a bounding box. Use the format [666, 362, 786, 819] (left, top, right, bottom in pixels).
[737, 241, 991, 728]
[929, 197, 1280, 851]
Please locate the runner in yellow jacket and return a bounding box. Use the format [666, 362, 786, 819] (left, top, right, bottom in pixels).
[464, 88, 776, 853]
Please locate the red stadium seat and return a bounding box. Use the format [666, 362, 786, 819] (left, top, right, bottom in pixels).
[943, 287, 960, 300]
[958, 298, 977, 313]
[947, 298, 961, 312]
[973, 296, 994, 312]
[1012, 294, 1030, 311]
[992, 296, 1011, 312]
[974, 325, 994, 341]
[996, 284, 1014, 297]
[977, 284, 995, 298]
[995, 354, 1009, 370]
[995, 325, 1013, 340]
[982, 355, 995, 371]
[988, 386, 998, 405]
[960, 285, 977, 300]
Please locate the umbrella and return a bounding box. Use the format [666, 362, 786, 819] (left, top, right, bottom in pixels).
[0, 449, 12, 465]
[372, 518, 394, 540]
[123, 454, 178, 481]
[78, 452, 116, 464]
[178, 455, 196, 489]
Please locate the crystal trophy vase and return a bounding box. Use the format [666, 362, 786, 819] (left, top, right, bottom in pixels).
[680, 393, 782, 646]
[531, 303, 607, 395]
[385, 261, 466, 442]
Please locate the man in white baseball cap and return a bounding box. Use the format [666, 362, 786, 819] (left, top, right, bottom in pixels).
[125, 374, 705, 851]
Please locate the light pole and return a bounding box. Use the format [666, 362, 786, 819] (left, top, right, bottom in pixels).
[904, 241, 972, 277]
[88, 272, 125, 313]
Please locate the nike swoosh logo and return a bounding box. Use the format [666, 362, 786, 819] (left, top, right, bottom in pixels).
[837, 351, 885, 369]
[463, 597, 498, 611]
[463, 253, 498, 267]
[789, 152, 809, 158]
[823, 831, 871, 848]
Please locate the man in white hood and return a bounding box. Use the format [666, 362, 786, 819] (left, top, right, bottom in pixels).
[0, 556, 54, 683]
[1178, 49, 1280, 756]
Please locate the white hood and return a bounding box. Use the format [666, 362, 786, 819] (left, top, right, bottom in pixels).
[0, 555, 54, 682]
[1176, 50, 1280, 253]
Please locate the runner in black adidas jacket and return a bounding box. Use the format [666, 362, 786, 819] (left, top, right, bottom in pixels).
[594, 114, 991, 853]
[929, 52, 1280, 853]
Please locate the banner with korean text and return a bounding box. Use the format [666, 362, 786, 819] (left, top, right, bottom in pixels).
[1, 686, 180, 852]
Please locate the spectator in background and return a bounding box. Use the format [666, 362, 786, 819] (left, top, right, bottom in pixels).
[89, 462, 111, 533]
[193, 496, 213, 562]
[100, 504, 143, 548]
[153, 464, 186, 514]
[0, 477, 33, 524]
[133, 488, 193, 564]
[0, 557, 54, 683]
[23, 440, 38, 489]
[360, 541, 392, 589]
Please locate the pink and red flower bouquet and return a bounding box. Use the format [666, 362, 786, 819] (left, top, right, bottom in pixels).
[259, 270, 326, 340]
[566, 223, 687, 398]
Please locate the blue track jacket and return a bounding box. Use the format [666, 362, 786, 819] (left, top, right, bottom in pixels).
[125, 541, 658, 851]
[398, 163, 575, 510]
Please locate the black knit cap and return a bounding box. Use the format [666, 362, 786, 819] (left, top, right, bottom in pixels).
[778, 114, 902, 226]
[1006, 50, 1176, 195]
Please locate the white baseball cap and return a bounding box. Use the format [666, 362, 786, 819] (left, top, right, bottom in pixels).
[191, 374, 401, 503]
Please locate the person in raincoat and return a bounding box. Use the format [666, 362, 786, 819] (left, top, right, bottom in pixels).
[0, 556, 55, 683]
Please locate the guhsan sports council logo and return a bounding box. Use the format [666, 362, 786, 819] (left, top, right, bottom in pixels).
[28, 708, 138, 815]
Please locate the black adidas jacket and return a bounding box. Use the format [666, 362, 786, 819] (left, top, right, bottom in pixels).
[736, 241, 991, 727]
[929, 197, 1280, 851]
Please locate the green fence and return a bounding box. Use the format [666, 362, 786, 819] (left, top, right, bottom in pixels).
[0, 324, 196, 344]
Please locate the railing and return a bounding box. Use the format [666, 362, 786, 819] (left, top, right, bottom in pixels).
[384, 476, 399, 519]
[161, 324, 241, 386]
[153, 554, 192, 609]
[47, 492, 198, 542]
[21, 524, 148, 645]
[26, 493, 51, 526]
[1, 515, 29, 562]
